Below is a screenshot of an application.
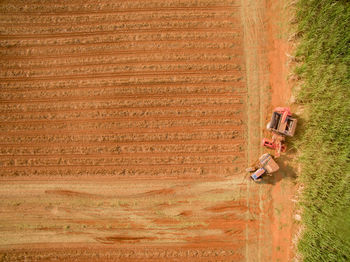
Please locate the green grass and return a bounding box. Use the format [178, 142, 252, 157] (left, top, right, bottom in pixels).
[294, 0, 350, 261]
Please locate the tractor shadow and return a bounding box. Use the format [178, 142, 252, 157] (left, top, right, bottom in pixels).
[284, 113, 305, 155]
[259, 155, 297, 185]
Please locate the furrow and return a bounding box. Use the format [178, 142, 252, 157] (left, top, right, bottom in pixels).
[0, 162, 246, 178]
[1, 58, 242, 71]
[0, 62, 242, 78]
[0, 151, 242, 158]
[0, 48, 240, 60]
[0, 5, 241, 16]
[0, 103, 244, 115]
[0, 75, 244, 90]
[0, 43, 242, 58]
[0, 161, 246, 169]
[0, 27, 240, 39]
[0, 125, 245, 136]
[0, 31, 242, 49]
[1, 22, 240, 36]
[0, 138, 245, 147]
[0, 130, 244, 144]
[0, 111, 244, 123]
[0, 9, 236, 24]
[1, 16, 239, 29]
[1, 114, 243, 124]
[0, 93, 244, 104]
[0, 144, 244, 156]
[0, 105, 244, 120]
[0, 80, 245, 93]
[0, 118, 244, 133]
[0, 69, 243, 82]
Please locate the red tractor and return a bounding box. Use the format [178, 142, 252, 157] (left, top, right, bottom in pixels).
[262, 107, 297, 157]
[246, 153, 279, 181]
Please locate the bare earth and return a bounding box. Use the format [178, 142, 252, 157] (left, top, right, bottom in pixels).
[0, 0, 294, 261]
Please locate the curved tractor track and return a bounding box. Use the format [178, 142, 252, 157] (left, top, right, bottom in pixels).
[0, 0, 275, 261]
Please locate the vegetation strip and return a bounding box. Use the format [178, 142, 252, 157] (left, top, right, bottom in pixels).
[295, 0, 350, 261]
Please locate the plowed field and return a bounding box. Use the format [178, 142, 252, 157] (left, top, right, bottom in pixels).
[0, 0, 279, 261]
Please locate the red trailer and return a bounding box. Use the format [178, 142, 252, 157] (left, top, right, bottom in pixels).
[266, 107, 297, 137]
[263, 107, 297, 157]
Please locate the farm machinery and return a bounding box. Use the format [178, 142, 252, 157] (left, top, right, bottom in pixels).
[247, 107, 297, 182]
[262, 107, 297, 157]
[246, 153, 279, 181]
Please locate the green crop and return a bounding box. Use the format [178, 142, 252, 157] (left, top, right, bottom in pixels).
[295, 0, 350, 261]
